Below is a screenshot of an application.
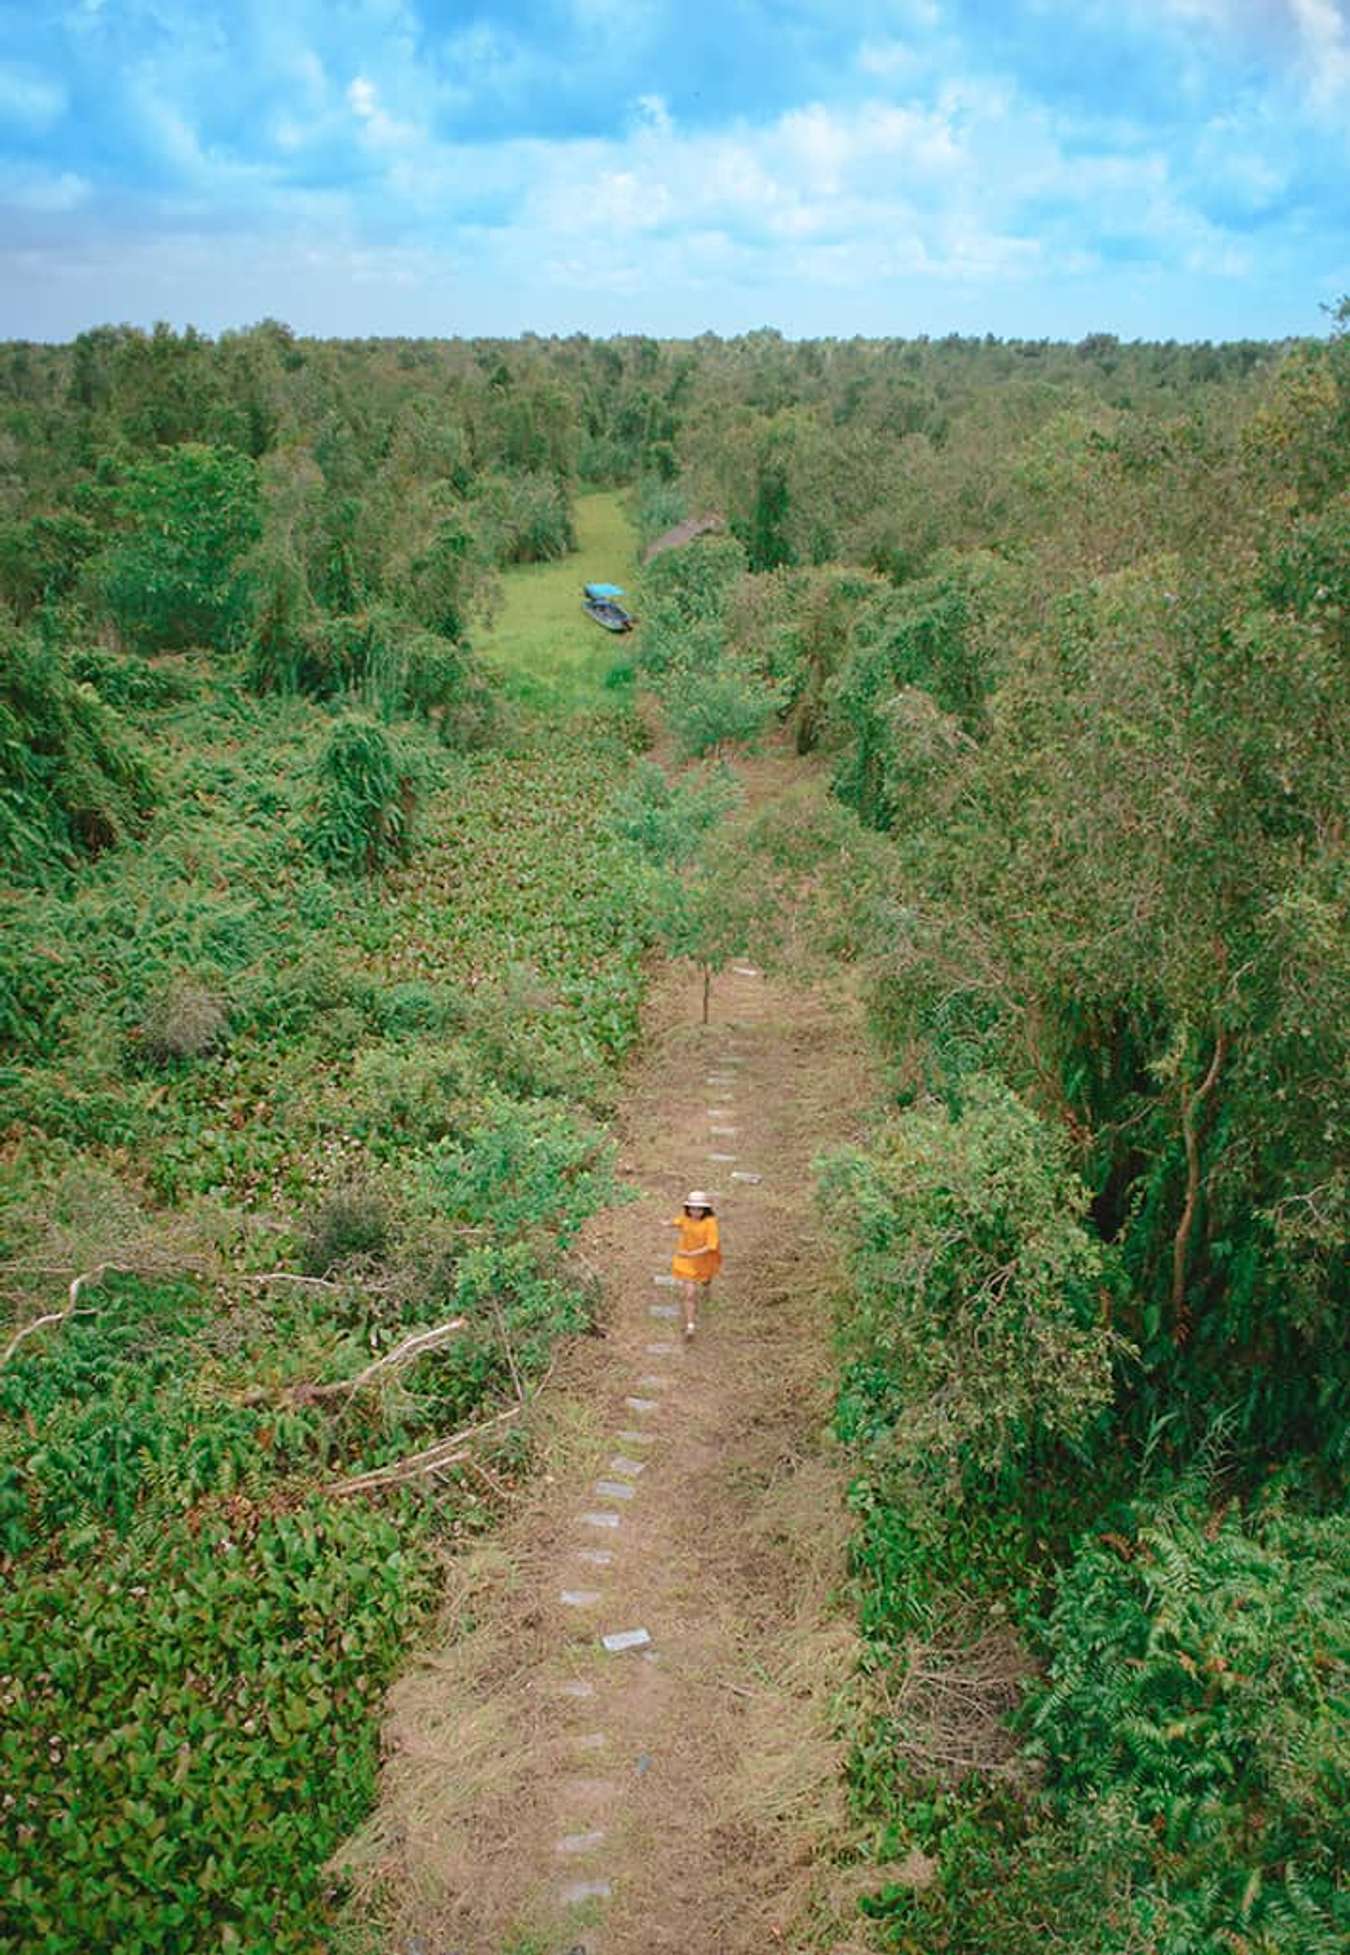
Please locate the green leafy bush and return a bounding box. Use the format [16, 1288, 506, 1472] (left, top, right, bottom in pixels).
[607, 758, 741, 865]
[867, 1501, 1350, 1955]
[822, 1076, 1120, 1486]
[0, 626, 154, 882]
[310, 717, 418, 875]
[666, 665, 781, 758]
[89, 443, 261, 653]
[634, 532, 747, 677]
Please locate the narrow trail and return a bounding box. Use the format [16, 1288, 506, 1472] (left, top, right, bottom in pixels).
[344, 855, 873, 1953]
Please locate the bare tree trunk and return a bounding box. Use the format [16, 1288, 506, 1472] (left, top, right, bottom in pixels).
[702, 964, 711, 1025]
[1171, 1029, 1227, 1342]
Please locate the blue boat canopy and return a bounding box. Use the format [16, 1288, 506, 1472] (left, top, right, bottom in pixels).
[584, 582, 625, 599]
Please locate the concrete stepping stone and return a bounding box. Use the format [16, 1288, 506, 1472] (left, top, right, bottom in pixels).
[595, 1478, 635, 1501]
[649, 1302, 678, 1319]
[710, 1126, 738, 1137]
[637, 1374, 671, 1388]
[609, 1455, 646, 1477]
[563, 1775, 619, 1802]
[574, 1731, 608, 1751]
[706, 1107, 735, 1117]
[580, 1509, 621, 1529]
[733, 964, 761, 977]
[730, 1170, 762, 1183]
[578, 1547, 615, 1566]
[646, 1340, 677, 1355]
[558, 1678, 595, 1698]
[616, 1428, 653, 1446]
[561, 1877, 613, 1903]
[709, 1151, 737, 1163]
[625, 1396, 659, 1414]
[653, 1274, 677, 1287]
[556, 1829, 606, 1855]
[561, 1589, 601, 1608]
[601, 1627, 651, 1653]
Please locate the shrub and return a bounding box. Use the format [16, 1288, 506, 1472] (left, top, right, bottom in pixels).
[875, 1502, 1350, 1955]
[136, 979, 228, 1066]
[635, 532, 747, 677]
[667, 666, 780, 758]
[471, 470, 576, 564]
[310, 717, 418, 875]
[90, 442, 261, 653]
[0, 626, 154, 882]
[607, 758, 741, 866]
[301, 1176, 391, 1275]
[821, 1075, 1121, 1487]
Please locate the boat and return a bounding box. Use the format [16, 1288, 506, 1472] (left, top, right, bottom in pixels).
[582, 582, 635, 632]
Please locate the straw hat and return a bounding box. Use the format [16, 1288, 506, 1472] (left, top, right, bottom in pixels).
[685, 1189, 714, 1210]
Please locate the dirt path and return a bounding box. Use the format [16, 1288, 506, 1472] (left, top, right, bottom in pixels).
[342, 865, 871, 1953]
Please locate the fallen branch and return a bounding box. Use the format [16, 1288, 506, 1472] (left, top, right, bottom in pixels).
[2, 1263, 131, 1367]
[300, 1318, 467, 1402]
[322, 1352, 558, 1498]
[323, 1399, 524, 1498]
[239, 1317, 468, 1407]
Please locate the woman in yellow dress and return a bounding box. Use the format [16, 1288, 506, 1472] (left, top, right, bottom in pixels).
[669, 1190, 721, 1340]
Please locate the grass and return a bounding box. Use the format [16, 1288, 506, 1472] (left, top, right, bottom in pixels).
[477, 490, 639, 712]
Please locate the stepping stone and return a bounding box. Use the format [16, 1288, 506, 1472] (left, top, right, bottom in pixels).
[653, 1274, 677, 1287]
[609, 1455, 646, 1477]
[574, 1731, 608, 1751]
[617, 1428, 653, 1446]
[706, 1107, 734, 1117]
[561, 1877, 613, 1903]
[730, 1170, 762, 1183]
[580, 1510, 621, 1529]
[561, 1589, 601, 1608]
[595, 1478, 635, 1501]
[578, 1547, 614, 1566]
[709, 1151, 737, 1163]
[646, 1340, 677, 1355]
[733, 964, 760, 977]
[624, 1396, 659, 1414]
[649, 1303, 678, 1319]
[637, 1374, 671, 1388]
[558, 1679, 595, 1698]
[710, 1126, 738, 1137]
[556, 1829, 606, 1855]
[563, 1775, 618, 1801]
[601, 1627, 651, 1653]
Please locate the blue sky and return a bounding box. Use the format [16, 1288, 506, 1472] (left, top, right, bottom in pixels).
[1, 1, 1347, 341]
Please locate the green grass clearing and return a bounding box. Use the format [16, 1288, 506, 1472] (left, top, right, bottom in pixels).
[478, 490, 638, 712]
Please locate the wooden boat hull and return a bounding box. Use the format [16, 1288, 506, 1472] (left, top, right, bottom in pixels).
[583, 599, 634, 632]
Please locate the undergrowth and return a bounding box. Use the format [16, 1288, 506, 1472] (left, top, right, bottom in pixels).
[0, 636, 663, 1950]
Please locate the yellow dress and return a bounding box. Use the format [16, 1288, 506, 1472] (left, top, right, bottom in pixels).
[672, 1214, 721, 1284]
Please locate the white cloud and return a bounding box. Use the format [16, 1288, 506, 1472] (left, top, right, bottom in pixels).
[858, 39, 917, 78]
[3, 167, 90, 213]
[1287, 0, 1350, 107]
[347, 75, 378, 119]
[0, 63, 68, 130]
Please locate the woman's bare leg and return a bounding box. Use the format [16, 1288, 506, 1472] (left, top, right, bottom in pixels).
[679, 1279, 698, 1338]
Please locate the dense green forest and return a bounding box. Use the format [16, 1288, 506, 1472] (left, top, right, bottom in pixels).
[1, 316, 1345, 1952]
